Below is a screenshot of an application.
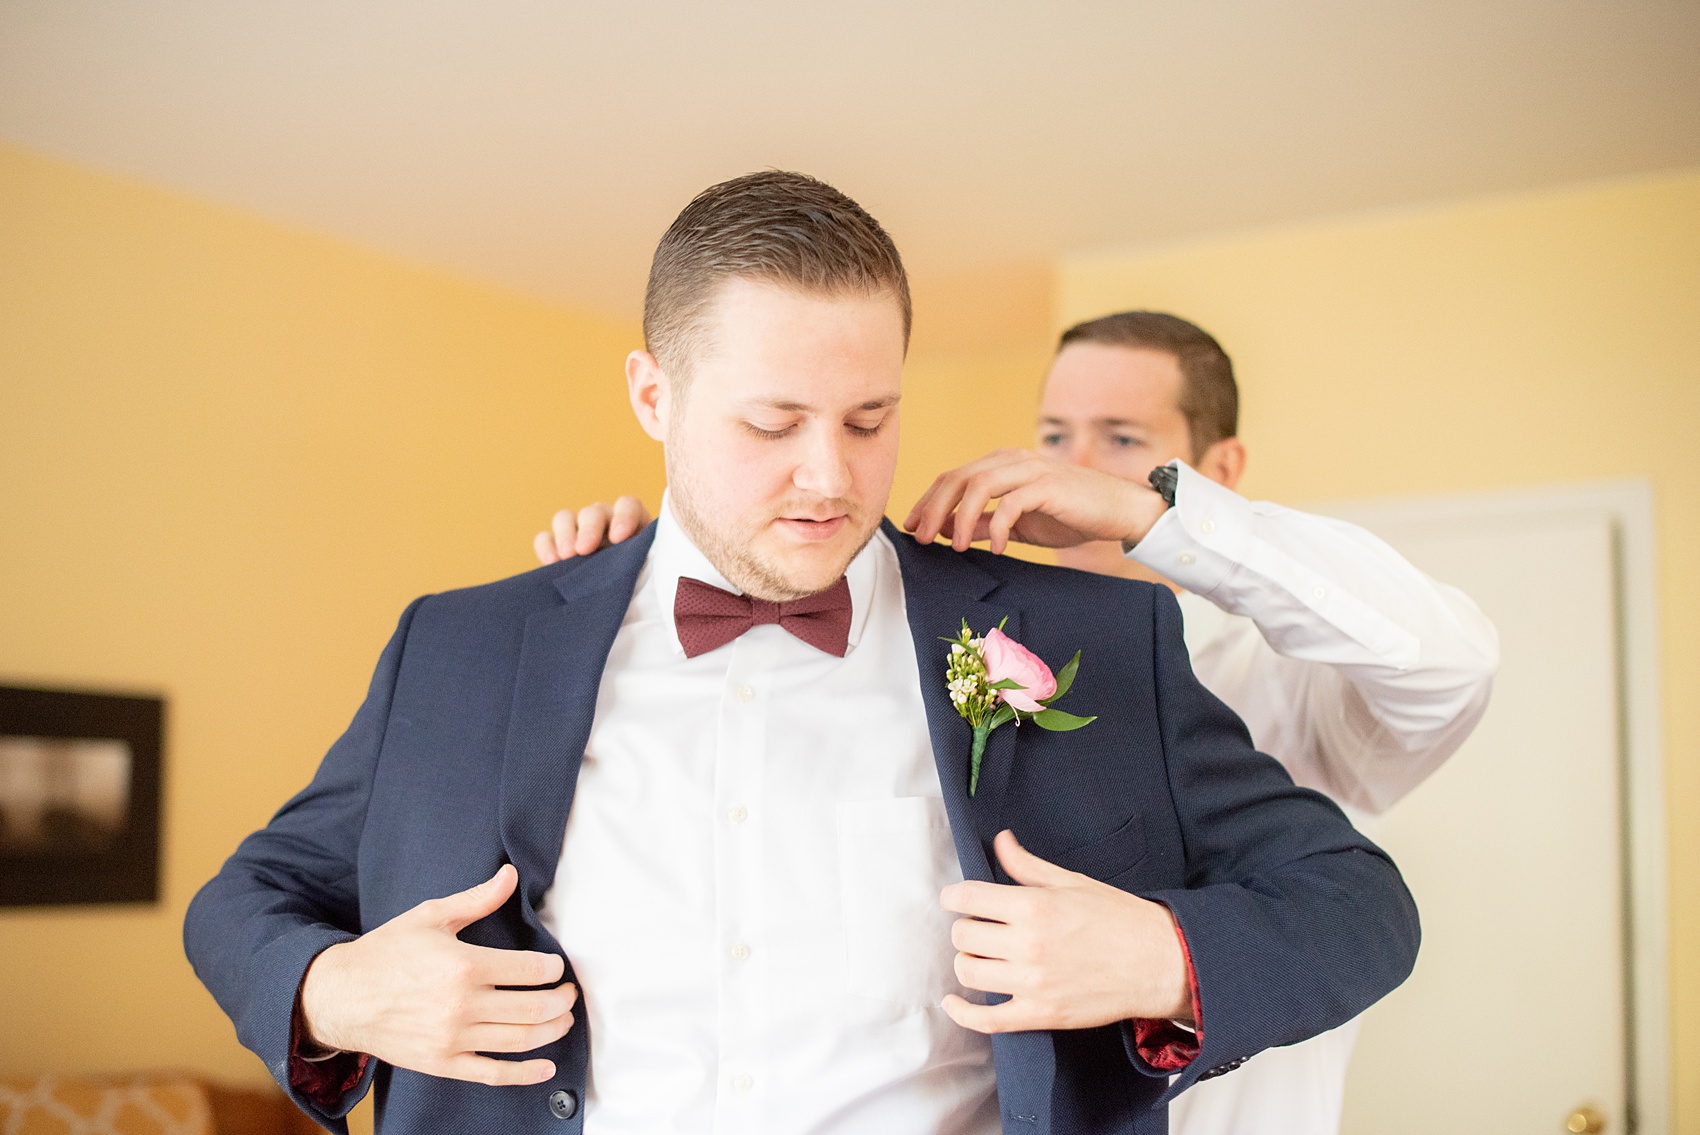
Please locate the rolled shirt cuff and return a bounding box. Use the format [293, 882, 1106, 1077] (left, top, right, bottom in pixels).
[1129, 908, 1202, 1071]
[289, 988, 370, 1108]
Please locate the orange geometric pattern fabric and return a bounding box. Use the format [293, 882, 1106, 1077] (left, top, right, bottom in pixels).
[0, 1077, 213, 1135]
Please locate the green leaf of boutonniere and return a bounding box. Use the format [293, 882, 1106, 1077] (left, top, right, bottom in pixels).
[989, 704, 1017, 729]
[1046, 650, 1082, 704]
[1031, 707, 1097, 732]
[987, 678, 1025, 690]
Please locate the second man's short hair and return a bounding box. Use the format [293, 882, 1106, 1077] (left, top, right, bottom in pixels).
[1058, 311, 1239, 460]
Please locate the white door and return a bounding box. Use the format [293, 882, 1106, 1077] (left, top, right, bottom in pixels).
[1333, 507, 1629, 1134]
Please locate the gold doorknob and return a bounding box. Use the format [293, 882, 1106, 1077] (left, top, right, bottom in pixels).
[1566, 1105, 1606, 1134]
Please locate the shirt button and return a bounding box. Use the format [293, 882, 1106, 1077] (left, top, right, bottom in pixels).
[731, 943, 751, 961]
[732, 1073, 754, 1092]
[1178, 552, 1196, 566]
[728, 805, 748, 824]
[547, 1089, 578, 1120]
[735, 684, 756, 702]
[1199, 519, 1216, 535]
[1313, 586, 1327, 600]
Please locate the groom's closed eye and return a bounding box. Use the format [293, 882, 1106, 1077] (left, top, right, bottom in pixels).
[741, 417, 887, 440]
[846, 416, 888, 437]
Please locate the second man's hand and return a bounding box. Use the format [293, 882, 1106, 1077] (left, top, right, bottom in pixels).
[299, 864, 577, 1086]
[534, 496, 653, 565]
[903, 449, 1169, 554]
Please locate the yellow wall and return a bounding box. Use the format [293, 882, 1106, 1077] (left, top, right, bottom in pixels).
[895, 262, 1059, 524]
[0, 143, 658, 1089]
[0, 143, 1054, 1119]
[1060, 167, 1700, 1126]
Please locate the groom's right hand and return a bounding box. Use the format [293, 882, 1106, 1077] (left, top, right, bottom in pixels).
[298, 864, 576, 1086]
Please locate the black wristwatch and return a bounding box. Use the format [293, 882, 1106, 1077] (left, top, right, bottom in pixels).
[1148, 463, 1179, 507]
[1122, 463, 1179, 553]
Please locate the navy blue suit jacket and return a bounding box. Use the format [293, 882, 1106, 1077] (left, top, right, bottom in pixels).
[185, 521, 1418, 1134]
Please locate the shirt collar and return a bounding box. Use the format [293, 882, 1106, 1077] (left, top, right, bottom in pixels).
[648, 490, 880, 658]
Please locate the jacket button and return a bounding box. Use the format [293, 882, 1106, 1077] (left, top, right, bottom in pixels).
[547, 1089, 578, 1120]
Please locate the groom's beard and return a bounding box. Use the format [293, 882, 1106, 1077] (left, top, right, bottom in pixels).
[666, 461, 880, 603]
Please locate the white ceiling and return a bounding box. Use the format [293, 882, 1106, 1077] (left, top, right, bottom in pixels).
[3, 0, 1697, 320]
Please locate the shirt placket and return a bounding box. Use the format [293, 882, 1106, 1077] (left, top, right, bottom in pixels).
[713, 630, 772, 1132]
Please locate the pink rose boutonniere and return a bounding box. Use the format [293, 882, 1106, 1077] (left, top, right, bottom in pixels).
[944, 619, 1097, 795]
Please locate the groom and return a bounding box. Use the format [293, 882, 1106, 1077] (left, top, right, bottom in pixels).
[185, 171, 1418, 1134]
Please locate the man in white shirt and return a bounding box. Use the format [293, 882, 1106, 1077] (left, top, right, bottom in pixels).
[187, 172, 1420, 1135]
[542, 311, 1497, 1135]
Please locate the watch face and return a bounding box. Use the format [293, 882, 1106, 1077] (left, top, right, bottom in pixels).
[1148, 465, 1179, 507]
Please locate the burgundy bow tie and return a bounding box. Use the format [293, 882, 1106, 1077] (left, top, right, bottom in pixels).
[674, 576, 853, 659]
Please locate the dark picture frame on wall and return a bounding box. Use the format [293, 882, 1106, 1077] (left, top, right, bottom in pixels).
[0, 685, 165, 907]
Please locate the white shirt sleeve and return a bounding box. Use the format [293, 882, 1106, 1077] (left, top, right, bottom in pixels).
[1128, 462, 1499, 814]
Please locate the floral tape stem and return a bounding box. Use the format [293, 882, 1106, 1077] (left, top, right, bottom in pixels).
[969, 720, 992, 796]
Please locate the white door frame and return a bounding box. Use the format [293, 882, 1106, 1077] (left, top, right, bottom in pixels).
[1315, 479, 1669, 1135]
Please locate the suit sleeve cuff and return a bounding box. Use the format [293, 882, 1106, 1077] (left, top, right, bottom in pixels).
[289, 982, 370, 1109]
[1128, 910, 1202, 1071]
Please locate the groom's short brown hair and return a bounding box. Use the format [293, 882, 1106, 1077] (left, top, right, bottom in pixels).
[643, 171, 911, 381]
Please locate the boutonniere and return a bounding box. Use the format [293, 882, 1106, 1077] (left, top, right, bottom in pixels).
[943, 619, 1097, 796]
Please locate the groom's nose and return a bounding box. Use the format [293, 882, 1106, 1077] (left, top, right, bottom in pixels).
[792, 426, 854, 499]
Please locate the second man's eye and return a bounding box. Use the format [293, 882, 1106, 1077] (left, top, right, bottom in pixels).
[743, 422, 795, 440]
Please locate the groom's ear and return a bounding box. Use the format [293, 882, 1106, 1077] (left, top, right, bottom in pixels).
[626, 350, 670, 442]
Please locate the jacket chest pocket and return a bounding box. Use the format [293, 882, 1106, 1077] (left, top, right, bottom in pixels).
[836, 796, 964, 1012]
[1043, 811, 1149, 888]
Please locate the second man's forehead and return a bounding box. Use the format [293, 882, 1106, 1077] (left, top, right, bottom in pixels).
[1038, 415, 1150, 428]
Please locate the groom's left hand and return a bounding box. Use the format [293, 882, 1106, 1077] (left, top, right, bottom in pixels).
[939, 829, 1193, 1034]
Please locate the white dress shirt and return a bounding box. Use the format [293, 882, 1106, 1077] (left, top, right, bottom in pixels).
[1129, 462, 1499, 1135]
[539, 498, 998, 1135]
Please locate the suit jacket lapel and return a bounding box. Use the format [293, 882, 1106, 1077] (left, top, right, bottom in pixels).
[500, 523, 657, 923]
[887, 523, 1057, 1131]
[885, 521, 1024, 884]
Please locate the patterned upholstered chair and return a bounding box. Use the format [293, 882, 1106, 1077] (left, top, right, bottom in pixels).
[0, 1076, 320, 1135]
